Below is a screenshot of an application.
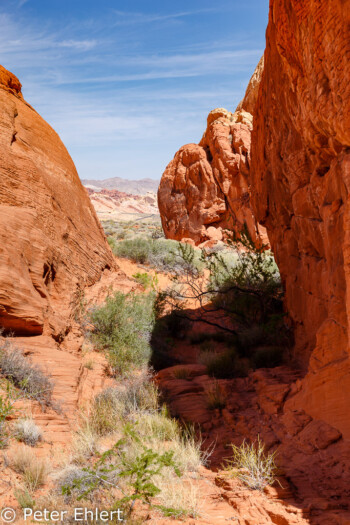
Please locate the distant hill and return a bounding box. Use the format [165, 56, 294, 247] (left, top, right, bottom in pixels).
[82, 176, 159, 196]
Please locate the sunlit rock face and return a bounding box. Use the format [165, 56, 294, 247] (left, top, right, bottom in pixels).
[250, 0, 350, 436]
[0, 65, 116, 337]
[158, 105, 267, 247]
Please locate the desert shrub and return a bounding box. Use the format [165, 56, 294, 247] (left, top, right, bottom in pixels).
[61, 427, 181, 518]
[224, 437, 279, 491]
[161, 226, 291, 374]
[0, 340, 53, 405]
[205, 348, 249, 379]
[12, 446, 49, 491]
[90, 373, 159, 436]
[199, 340, 215, 353]
[251, 346, 284, 369]
[57, 465, 107, 502]
[15, 418, 42, 447]
[113, 237, 202, 273]
[107, 236, 117, 252]
[205, 381, 227, 410]
[87, 291, 156, 375]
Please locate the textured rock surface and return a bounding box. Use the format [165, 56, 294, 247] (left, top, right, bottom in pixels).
[157, 363, 350, 523]
[236, 55, 264, 114]
[158, 108, 267, 245]
[250, 1, 350, 437]
[0, 65, 116, 337]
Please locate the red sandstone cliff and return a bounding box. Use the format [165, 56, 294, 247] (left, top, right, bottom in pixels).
[158, 60, 266, 246]
[0, 65, 116, 338]
[251, 0, 350, 437]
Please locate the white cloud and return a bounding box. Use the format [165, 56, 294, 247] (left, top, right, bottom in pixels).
[58, 39, 97, 51]
[112, 8, 218, 25]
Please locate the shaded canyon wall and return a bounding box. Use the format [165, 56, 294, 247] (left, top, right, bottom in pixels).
[250, 0, 350, 437]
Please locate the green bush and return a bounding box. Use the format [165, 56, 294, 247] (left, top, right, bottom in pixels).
[87, 291, 156, 375]
[112, 237, 202, 273]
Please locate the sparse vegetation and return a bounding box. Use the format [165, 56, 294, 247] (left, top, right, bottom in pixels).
[61, 426, 182, 518]
[132, 272, 158, 290]
[172, 368, 191, 380]
[159, 226, 291, 375]
[205, 381, 227, 410]
[15, 418, 42, 447]
[0, 381, 17, 448]
[15, 488, 36, 509]
[83, 359, 94, 370]
[0, 338, 53, 405]
[224, 437, 279, 490]
[11, 446, 49, 491]
[111, 236, 203, 273]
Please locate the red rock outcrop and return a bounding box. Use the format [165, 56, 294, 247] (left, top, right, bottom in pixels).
[158, 107, 267, 245]
[0, 65, 116, 337]
[250, 1, 350, 437]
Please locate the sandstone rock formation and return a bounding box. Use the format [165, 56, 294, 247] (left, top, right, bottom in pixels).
[0, 65, 116, 338]
[158, 107, 266, 245]
[250, 1, 350, 437]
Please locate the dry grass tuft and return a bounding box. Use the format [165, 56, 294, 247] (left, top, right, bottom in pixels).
[11, 446, 49, 491]
[224, 437, 279, 490]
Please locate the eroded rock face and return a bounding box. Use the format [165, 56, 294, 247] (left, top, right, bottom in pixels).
[158, 107, 266, 245]
[0, 65, 116, 337]
[236, 55, 264, 114]
[251, 1, 350, 437]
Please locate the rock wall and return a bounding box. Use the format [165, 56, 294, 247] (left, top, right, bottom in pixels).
[158, 60, 266, 246]
[0, 65, 116, 337]
[251, 0, 350, 437]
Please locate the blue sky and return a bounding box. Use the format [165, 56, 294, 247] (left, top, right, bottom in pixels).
[0, 0, 269, 181]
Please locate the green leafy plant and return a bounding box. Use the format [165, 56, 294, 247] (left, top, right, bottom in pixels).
[132, 272, 158, 290]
